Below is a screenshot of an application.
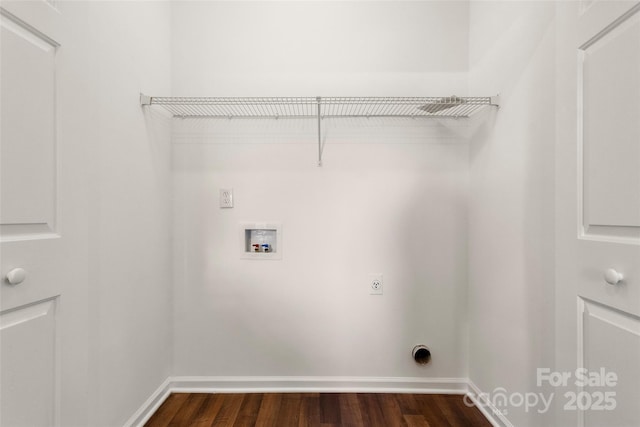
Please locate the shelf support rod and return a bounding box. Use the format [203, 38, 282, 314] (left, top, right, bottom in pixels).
[317, 96, 322, 167]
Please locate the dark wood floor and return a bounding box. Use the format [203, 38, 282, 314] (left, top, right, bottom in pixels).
[144, 393, 492, 427]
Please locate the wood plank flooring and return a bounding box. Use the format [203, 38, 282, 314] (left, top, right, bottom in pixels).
[144, 393, 492, 427]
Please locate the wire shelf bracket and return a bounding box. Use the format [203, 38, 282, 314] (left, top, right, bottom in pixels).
[140, 93, 500, 166]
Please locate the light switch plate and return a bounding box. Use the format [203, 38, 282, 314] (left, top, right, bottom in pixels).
[220, 189, 233, 208]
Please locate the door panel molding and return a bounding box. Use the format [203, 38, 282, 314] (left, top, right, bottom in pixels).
[0, 7, 59, 242]
[0, 296, 60, 427]
[0, 8, 59, 49]
[578, 297, 640, 427]
[577, 3, 640, 245]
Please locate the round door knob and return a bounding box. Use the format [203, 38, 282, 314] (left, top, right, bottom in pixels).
[604, 268, 623, 285]
[6, 268, 27, 285]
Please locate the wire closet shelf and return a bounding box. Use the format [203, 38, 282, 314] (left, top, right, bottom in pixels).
[140, 94, 499, 166]
[140, 95, 499, 119]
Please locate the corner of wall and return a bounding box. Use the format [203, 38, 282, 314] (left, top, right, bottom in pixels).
[466, 2, 557, 426]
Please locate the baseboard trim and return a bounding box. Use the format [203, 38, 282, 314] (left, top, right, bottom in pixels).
[170, 375, 468, 394]
[123, 377, 172, 427]
[125, 376, 509, 427]
[466, 380, 514, 427]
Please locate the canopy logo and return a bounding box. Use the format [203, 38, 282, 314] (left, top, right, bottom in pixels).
[464, 388, 553, 416]
[464, 368, 618, 416]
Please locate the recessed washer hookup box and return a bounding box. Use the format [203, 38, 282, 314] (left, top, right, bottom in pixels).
[240, 222, 282, 260]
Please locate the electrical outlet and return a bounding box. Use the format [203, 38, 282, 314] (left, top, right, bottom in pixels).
[220, 189, 233, 208]
[369, 274, 383, 295]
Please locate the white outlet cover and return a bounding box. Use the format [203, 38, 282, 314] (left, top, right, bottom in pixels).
[220, 189, 233, 208]
[369, 274, 383, 295]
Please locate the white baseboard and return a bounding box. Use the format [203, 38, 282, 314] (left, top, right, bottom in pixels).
[123, 377, 172, 427]
[169, 375, 469, 394]
[124, 376, 509, 427]
[466, 380, 514, 427]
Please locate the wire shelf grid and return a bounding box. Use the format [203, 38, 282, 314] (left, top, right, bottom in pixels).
[140, 94, 499, 166]
[144, 96, 497, 119]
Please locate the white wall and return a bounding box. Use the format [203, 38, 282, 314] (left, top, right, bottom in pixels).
[467, 2, 556, 426]
[172, 121, 470, 378]
[171, 1, 469, 96]
[54, 2, 173, 426]
[171, 1, 471, 380]
[17, 1, 563, 424]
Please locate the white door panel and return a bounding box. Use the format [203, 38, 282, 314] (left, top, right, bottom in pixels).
[575, 242, 640, 317]
[0, 9, 59, 239]
[0, 4, 63, 427]
[557, 1, 640, 426]
[581, 10, 640, 229]
[579, 299, 640, 427]
[0, 298, 58, 427]
[1, 239, 64, 311]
